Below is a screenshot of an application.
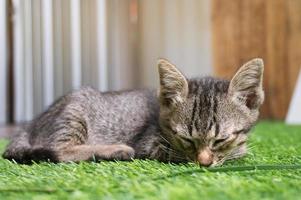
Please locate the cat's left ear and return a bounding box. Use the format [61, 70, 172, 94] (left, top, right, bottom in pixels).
[228, 58, 264, 110]
[158, 58, 188, 107]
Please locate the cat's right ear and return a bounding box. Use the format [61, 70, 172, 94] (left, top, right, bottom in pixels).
[158, 58, 188, 107]
[228, 58, 264, 110]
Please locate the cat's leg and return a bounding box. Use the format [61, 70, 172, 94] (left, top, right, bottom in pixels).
[55, 144, 135, 162]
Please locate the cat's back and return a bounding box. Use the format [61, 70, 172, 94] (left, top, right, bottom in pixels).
[71, 87, 160, 144]
[28, 87, 159, 145]
[73, 87, 159, 119]
[65, 86, 158, 110]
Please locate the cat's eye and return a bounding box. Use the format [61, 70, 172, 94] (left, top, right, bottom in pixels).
[180, 137, 196, 149]
[213, 138, 227, 147]
[233, 128, 251, 135]
[237, 141, 246, 146]
[233, 130, 244, 135]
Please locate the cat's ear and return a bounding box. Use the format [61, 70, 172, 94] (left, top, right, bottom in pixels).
[158, 58, 188, 106]
[228, 58, 264, 110]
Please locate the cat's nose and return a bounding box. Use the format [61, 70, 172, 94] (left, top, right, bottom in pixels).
[197, 147, 213, 167]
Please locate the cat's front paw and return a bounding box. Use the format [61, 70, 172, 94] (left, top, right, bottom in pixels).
[110, 145, 135, 161]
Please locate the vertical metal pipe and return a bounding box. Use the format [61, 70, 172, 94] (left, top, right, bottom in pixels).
[0, 0, 7, 124]
[42, 0, 54, 108]
[24, 0, 33, 120]
[97, 0, 108, 91]
[12, 0, 25, 122]
[53, 0, 64, 99]
[70, 0, 82, 89]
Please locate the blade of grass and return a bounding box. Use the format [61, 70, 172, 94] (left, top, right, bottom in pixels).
[153, 164, 301, 180]
[0, 188, 74, 193]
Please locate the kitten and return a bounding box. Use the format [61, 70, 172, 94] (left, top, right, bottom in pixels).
[3, 58, 264, 167]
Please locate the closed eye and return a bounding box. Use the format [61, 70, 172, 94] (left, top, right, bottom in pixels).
[213, 138, 227, 147]
[237, 141, 246, 146]
[182, 138, 194, 145]
[233, 129, 244, 135]
[180, 137, 196, 150]
[233, 128, 251, 135]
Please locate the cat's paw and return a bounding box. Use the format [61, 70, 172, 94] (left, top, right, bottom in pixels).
[110, 145, 135, 161]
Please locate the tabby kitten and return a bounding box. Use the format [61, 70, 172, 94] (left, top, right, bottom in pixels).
[3, 58, 264, 167]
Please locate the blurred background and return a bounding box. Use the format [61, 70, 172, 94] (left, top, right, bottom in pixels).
[0, 0, 300, 127]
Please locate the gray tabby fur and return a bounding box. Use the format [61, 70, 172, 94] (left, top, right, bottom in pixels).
[3, 58, 264, 167]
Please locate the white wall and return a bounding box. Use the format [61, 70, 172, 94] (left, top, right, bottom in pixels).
[286, 70, 301, 124]
[0, 0, 7, 124]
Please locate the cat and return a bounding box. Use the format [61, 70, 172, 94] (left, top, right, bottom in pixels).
[3, 58, 264, 167]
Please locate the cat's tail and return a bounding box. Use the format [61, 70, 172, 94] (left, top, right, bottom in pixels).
[2, 130, 58, 164]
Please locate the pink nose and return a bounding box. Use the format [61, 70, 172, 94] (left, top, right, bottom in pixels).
[197, 148, 213, 167]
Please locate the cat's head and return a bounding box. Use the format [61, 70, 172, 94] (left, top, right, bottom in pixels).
[158, 58, 264, 167]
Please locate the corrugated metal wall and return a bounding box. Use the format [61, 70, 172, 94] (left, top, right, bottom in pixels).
[138, 0, 212, 88]
[0, 0, 8, 124]
[11, 0, 139, 122]
[1, 0, 212, 124]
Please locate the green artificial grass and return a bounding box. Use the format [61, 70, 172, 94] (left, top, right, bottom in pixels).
[0, 121, 301, 200]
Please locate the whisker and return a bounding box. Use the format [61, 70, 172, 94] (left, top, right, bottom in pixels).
[226, 152, 246, 160]
[160, 145, 188, 161]
[159, 135, 171, 145]
[212, 158, 226, 167]
[160, 144, 178, 154]
[247, 143, 257, 149]
[159, 136, 191, 160]
[246, 146, 255, 151]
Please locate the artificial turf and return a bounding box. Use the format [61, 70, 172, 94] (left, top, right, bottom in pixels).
[0, 121, 300, 200]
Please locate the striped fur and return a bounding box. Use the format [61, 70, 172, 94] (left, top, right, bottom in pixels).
[3, 58, 264, 167]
